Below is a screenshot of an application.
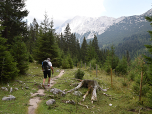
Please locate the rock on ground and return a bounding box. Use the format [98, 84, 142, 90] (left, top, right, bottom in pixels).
[2, 95, 16, 101]
[46, 99, 56, 106]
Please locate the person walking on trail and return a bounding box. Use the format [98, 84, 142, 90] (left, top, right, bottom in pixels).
[42, 58, 54, 87]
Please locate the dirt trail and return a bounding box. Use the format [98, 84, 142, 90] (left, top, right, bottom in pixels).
[28, 70, 64, 114]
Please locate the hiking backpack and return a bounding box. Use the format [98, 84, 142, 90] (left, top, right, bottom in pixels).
[42, 60, 50, 71]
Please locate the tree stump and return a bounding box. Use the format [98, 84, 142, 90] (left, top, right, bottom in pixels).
[67, 80, 108, 103]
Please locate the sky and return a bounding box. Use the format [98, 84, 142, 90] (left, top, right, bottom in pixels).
[25, 0, 152, 28]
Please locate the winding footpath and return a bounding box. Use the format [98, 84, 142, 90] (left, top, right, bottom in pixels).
[28, 70, 65, 114]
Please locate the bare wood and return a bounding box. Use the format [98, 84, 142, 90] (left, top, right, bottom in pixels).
[91, 85, 98, 103]
[97, 85, 108, 92]
[96, 64, 97, 77]
[111, 68, 113, 87]
[83, 87, 91, 101]
[78, 102, 89, 109]
[67, 80, 84, 93]
[67, 80, 108, 103]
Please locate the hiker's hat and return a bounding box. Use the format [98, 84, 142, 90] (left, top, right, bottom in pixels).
[47, 58, 50, 61]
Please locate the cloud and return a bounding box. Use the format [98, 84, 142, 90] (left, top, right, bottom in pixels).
[25, 0, 105, 27]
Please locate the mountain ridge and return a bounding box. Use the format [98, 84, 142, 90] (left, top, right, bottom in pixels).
[56, 8, 152, 46]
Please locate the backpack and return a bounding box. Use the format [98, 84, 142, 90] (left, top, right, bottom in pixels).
[42, 60, 50, 71]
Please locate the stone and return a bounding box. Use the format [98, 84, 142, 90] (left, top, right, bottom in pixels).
[2, 95, 16, 101]
[46, 99, 55, 106]
[50, 88, 66, 96]
[14, 88, 19, 91]
[56, 70, 60, 72]
[65, 100, 75, 105]
[1, 87, 8, 91]
[25, 87, 29, 89]
[73, 91, 82, 96]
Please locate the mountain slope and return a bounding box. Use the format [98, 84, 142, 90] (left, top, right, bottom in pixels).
[56, 8, 152, 47]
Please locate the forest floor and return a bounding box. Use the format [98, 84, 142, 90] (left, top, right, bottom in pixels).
[0, 62, 152, 114]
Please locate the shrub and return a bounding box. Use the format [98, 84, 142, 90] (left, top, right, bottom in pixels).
[68, 57, 73, 69]
[146, 86, 152, 108]
[128, 71, 135, 81]
[75, 69, 85, 79]
[62, 58, 70, 69]
[29, 54, 34, 63]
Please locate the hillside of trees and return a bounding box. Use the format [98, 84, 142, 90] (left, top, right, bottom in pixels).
[1, 0, 152, 109]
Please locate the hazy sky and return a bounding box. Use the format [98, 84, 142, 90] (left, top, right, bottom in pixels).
[25, 0, 152, 27]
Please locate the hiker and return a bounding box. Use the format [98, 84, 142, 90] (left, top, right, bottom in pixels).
[42, 58, 54, 87]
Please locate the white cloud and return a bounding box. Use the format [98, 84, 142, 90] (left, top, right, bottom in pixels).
[25, 0, 105, 27]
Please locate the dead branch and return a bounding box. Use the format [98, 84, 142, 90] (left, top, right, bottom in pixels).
[78, 102, 89, 109]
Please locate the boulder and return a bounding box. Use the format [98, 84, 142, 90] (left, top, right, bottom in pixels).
[2, 95, 16, 101]
[50, 88, 66, 96]
[1, 87, 8, 91]
[46, 99, 55, 106]
[73, 91, 82, 96]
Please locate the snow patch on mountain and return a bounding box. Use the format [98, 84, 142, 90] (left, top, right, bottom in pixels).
[56, 8, 152, 40]
[56, 16, 125, 39]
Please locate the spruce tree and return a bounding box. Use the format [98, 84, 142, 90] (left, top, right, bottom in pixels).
[0, 0, 28, 45]
[86, 41, 97, 63]
[104, 46, 119, 73]
[92, 35, 100, 56]
[0, 25, 19, 83]
[81, 37, 88, 63]
[64, 23, 71, 52]
[33, 13, 61, 67]
[144, 16, 152, 86]
[11, 36, 29, 74]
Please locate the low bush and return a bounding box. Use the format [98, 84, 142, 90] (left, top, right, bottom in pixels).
[75, 69, 85, 79]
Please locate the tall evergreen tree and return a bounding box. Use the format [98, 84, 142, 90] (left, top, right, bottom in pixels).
[25, 18, 39, 54]
[104, 45, 119, 73]
[64, 23, 71, 52]
[40, 12, 50, 33]
[0, 25, 19, 83]
[11, 36, 29, 74]
[92, 35, 100, 56]
[0, 0, 28, 45]
[33, 13, 61, 67]
[86, 40, 97, 62]
[81, 37, 88, 63]
[144, 16, 152, 86]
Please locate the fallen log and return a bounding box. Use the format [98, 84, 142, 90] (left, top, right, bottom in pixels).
[67, 80, 108, 103]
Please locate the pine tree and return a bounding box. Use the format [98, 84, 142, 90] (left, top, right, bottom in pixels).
[11, 36, 29, 74]
[144, 16, 152, 86]
[81, 37, 88, 63]
[104, 46, 119, 73]
[26, 19, 39, 54]
[92, 35, 100, 56]
[86, 40, 97, 63]
[0, 25, 19, 83]
[64, 23, 71, 52]
[33, 13, 61, 67]
[116, 56, 127, 76]
[0, 0, 28, 45]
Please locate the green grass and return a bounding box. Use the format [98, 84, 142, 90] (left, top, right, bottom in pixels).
[0, 62, 60, 114]
[0, 63, 152, 114]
